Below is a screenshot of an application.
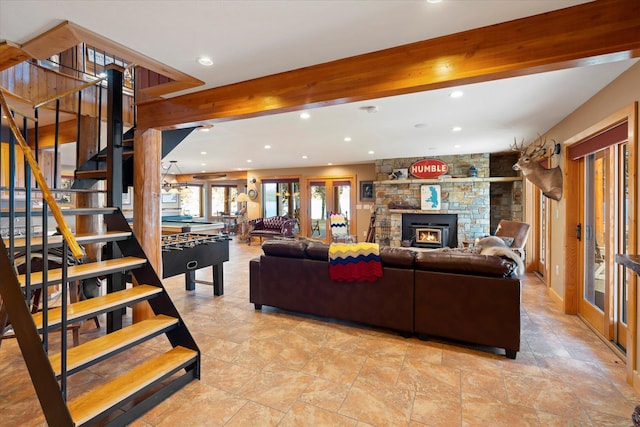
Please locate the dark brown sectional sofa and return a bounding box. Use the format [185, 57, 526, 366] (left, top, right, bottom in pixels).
[249, 240, 522, 358]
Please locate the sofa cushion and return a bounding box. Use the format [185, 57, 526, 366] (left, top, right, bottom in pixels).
[414, 251, 515, 277]
[262, 240, 308, 258]
[379, 247, 415, 268]
[306, 242, 329, 260]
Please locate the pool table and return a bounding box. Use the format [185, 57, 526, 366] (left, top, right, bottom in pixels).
[161, 220, 225, 235]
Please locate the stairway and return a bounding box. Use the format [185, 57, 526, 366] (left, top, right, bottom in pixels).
[72, 127, 197, 190]
[0, 207, 200, 427]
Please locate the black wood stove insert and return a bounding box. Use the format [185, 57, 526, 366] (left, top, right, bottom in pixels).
[401, 213, 457, 248]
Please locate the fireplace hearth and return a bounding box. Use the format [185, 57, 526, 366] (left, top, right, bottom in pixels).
[402, 213, 457, 248]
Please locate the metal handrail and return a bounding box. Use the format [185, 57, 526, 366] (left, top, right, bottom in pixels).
[0, 87, 83, 259]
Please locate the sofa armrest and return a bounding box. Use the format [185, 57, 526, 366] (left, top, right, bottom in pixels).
[250, 218, 265, 230]
[281, 219, 297, 237]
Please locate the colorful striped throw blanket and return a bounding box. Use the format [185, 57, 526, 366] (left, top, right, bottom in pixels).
[328, 242, 383, 282]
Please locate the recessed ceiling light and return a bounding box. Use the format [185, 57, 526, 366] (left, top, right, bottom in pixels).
[302, 155, 308, 159]
[197, 56, 214, 66]
[454, 144, 462, 148]
[368, 150, 375, 155]
[264, 145, 271, 149]
[328, 163, 333, 166]
[246, 159, 252, 163]
[201, 163, 206, 166]
[300, 112, 310, 119]
[452, 126, 462, 132]
[200, 151, 207, 155]
[427, 0, 442, 3]
[201, 170, 206, 173]
[450, 90, 464, 98]
[344, 137, 352, 142]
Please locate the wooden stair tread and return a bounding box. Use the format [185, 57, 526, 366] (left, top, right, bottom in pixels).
[14, 231, 132, 250]
[68, 346, 197, 426]
[49, 314, 178, 376]
[18, 256, 147, 287]
[75, 169, 106, 178]
[32, 284, 162, 329]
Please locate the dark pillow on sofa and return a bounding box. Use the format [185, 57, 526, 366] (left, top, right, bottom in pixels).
[306, 242, 329, 260]
[379, 247, 415, 268]
[414, 251, 514, 277]
[261, 240, 308, 258]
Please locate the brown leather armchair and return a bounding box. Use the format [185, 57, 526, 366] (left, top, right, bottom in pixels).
[495, 220, 530, 260]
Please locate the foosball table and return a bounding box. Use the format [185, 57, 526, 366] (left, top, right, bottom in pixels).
[161, 233, 230, 295]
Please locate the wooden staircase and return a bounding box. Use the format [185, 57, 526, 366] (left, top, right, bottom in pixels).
[0, 207, 201, 426]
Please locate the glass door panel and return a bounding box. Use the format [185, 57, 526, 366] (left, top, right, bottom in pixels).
[309, 181, 326, 239]
[616, 144, 629, 349]
[583, 151, 606, 312]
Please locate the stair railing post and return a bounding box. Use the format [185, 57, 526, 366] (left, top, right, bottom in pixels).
[106, 64, 125, 332]
[23, 115, 32, 310]
[41, 204, 49, 351]
[60, 241, 69, 400]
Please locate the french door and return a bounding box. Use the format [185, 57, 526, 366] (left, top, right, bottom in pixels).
[577, 141, 630, 350]
[306, 177, 355, 242]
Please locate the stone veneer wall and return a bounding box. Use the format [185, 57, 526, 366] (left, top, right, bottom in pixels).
[489, 153, 523, 232]
[374, 154, 492, 247]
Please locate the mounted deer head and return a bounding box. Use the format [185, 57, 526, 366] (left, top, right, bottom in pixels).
[512, 137, 563, 201]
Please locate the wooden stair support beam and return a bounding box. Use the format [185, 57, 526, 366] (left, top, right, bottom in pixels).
[132, 127, 162, 323]
[31, 284, 163, 329]
[67, 346, 198, 426]
[49, 314, 178, 376]
[0, 87, 83, 258]
[137, 0, 640, 130]
[17, 256, 147, 287]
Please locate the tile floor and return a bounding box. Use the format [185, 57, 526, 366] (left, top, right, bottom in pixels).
[1, 239, 639, 426]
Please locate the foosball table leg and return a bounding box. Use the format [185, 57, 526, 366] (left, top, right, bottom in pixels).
[185, 271, 196, 291]
[213, 264, 224, 296]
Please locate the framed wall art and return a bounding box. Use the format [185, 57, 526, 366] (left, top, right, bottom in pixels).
[421, 184, 441, 210]
[360, 181, 374, 202]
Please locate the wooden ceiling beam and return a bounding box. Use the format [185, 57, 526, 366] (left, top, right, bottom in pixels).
[137, 0, 640, 131]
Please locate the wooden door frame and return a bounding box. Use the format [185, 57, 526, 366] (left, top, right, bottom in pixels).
[303, 175, 356, 241]
[564, 103, 637, 384]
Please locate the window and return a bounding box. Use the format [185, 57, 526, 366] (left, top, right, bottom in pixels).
[211, 185, 239, 215]
[180, 185, 202, 217]
[261, 179, 300, 219]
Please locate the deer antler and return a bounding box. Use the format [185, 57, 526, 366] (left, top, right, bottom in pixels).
[525, 136, 548, 159]
[510, 137, 525, 153]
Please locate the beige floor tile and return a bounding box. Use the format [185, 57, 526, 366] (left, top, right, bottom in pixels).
[412, 391, 462, 426]
[280, 401, 358, 427]
[302, 347, 367, 384]
[339, 378, 415, 426]
[224, 401, 285, 426]
[299, 377, 351, 412]
[236, 364, 316, 412]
